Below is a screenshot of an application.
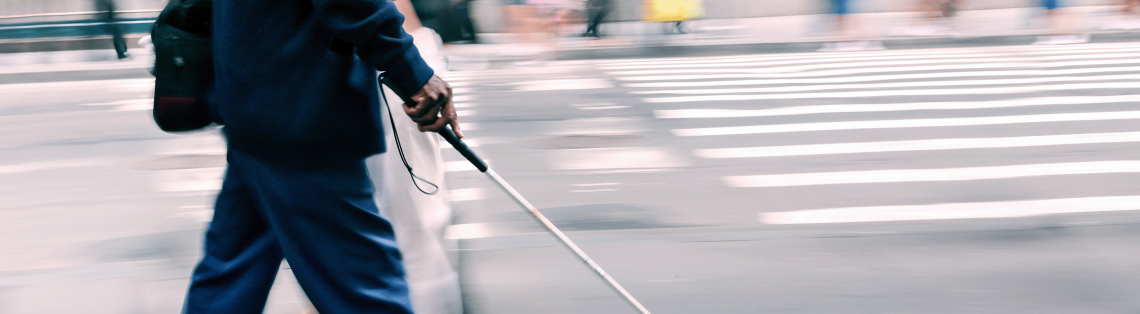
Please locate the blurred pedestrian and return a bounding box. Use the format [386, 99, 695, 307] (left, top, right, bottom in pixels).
[583, 0, 613, 38]
[182, 0, 461, 313]
[455, 0, 479, 42]
[818, 0, 884, 51]
[95, 0, 129, 59]
[643, 0, 704, 34]
[1032, 0, 1088, 45]
[1125, 0, 1140, 12]
[411, 0, 462, 43]
[893, 0, 959, 36]
[1103, 0, 1140, 29]
[501, 0, 565, 65]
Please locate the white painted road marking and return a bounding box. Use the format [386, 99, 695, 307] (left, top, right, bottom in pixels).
[632, 75, 1140, 94]
[644, 82, 1139, 103]
[618, 64, 1028, 81]
[609, 57, 1023, 76]
[696, 132, 1140, 158]
[514, 79, 614, 91]
[0, 160, 107, 174]
[724, 161, 1140, 188]
[617, 65, 1140, 82]
[570, 189, 617, 192]
[761, 196, 1140, 224]
[603, 51, 1007, 70]
[549, 147, 688, 170]
[623, 71, 1042, 87]
[444, 223, 492, 239]
[654, 96, 1140, 119]
[450, 188, 485, 201]
[152, 167, 226, 192]
[673, 111, 1140, 136]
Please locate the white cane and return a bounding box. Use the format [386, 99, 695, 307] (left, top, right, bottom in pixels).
[382, 78, 652, 314]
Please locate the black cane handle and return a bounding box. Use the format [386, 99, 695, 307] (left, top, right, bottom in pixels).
[381, 76, 489, 173]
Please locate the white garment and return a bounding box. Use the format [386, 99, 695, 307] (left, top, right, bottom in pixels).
[366, 27, 463, 314]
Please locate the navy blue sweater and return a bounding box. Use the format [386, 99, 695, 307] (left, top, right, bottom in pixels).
[211, 0, 433, 167]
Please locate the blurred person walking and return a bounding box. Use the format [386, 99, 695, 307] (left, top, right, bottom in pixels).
[95, 0, 129, 59]
[893, 0, 959, 36]
[455, 0, 479, 42]
[411, 0, 471, 43]
[1032, 0, 1088, 44]
[818, 0, 883, 51]
[501, 0, 569, 65]
[182, 0, 461, 313]
[583, 0, 613, 38]
[501, 0, 543, 58]
[643, 0, 704, 34]
[1103, 0, 1140, 29]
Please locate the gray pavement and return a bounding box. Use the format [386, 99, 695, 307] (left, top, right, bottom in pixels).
[6, 41, 1140, 313]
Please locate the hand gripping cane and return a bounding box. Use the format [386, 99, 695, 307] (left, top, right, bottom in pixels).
[382, 77, 652, 314]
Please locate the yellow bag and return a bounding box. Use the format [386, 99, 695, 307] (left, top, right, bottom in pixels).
[643, 0, 704, 22]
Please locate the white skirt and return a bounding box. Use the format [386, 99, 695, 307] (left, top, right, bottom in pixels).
[366, 27, 464, 314]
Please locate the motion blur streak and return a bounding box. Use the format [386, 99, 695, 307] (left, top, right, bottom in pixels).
[11, 1, 1140, 313]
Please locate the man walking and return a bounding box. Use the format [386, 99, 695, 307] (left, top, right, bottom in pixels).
[95, 0, 128, 59]
[583, 0, 612, 38]
[181, 0, 461, 312]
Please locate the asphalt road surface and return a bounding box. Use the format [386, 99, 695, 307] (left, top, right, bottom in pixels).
[6, 42, 1140, 313]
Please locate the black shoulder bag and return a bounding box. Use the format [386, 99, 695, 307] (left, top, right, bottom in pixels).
[151, 0, 214, 132]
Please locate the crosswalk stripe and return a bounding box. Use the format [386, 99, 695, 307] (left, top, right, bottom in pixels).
[623, 68, 1140, 87]
[1035, 52, 1140, 61]
[595, 47, 1008, 66]
[611, 57, 1140, 76]
[645, 82, 1138, 103]
[597, 43, 1140, 66]
[602, 52, 1006, 70]
[605, 50, 1140, 71]
[615, 65, 1140, 82]
[1021, 42, 1140, 52]
[696, 132, 1140, 158]
[608, 57, 1023, 75]
[673, 110, 1140, 136]
[596, 42, 1140, 67]
[760, 195, 1140, 224]
[654, 95, 1140, 119]
[623, 71, 1042, 87]
[1028, 45, 1140, 55]
[633, 75, 1140, 95]
[725, 160, 1140, 188]
[1044, 58, 1140, 68]
[449, 188, 485, 201]
[617, 64, 1030, 81]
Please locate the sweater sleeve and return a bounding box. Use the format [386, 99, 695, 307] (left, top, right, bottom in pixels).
[310, 0, 435, 97]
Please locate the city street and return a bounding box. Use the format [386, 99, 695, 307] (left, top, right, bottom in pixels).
[7, 41, 1140, 313]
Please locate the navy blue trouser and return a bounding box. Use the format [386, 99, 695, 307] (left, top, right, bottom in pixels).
[183, 149, 413, 314]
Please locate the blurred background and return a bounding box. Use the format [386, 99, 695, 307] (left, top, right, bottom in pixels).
[7, 0, 1140, 313]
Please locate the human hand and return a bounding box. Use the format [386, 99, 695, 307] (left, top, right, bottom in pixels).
[404, 75, 463, 138]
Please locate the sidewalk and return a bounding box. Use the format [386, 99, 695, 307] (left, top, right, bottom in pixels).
[5, 5, 1140, 71]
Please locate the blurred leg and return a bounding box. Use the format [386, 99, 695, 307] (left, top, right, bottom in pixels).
[235, 150, 413, 314]
[184, 165, 285, 314]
